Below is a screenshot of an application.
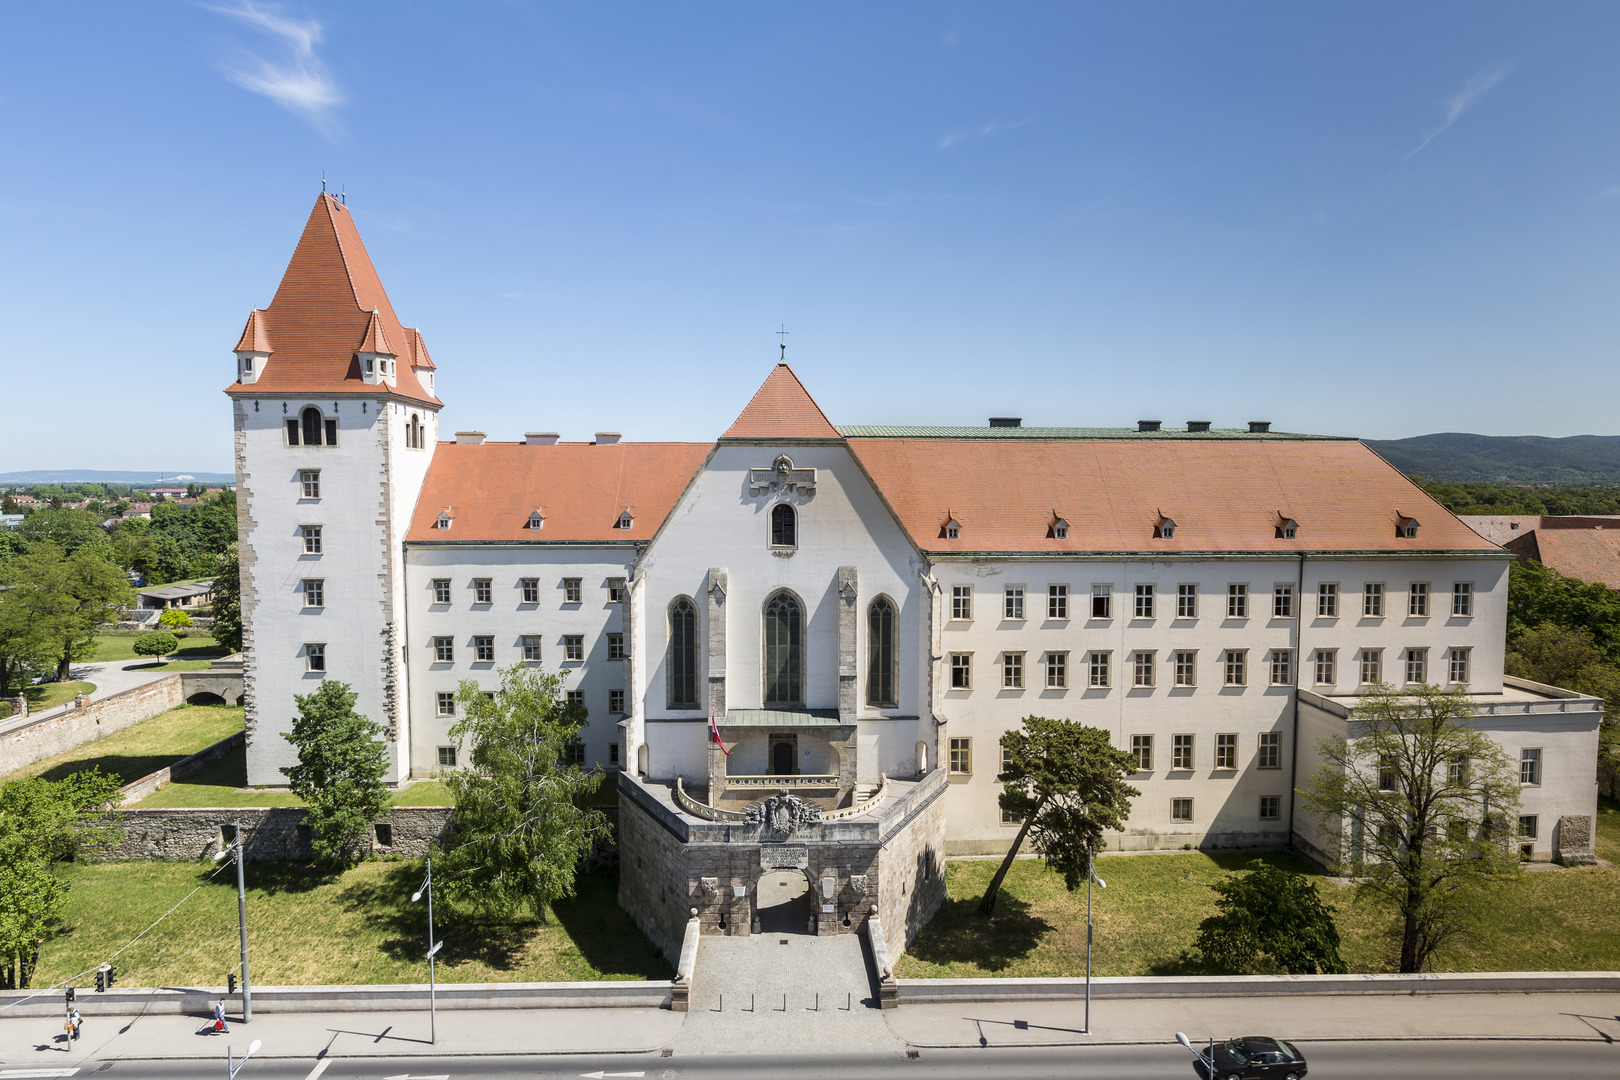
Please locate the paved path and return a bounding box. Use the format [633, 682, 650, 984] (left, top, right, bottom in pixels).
[673, 931, 899, 1054]
[1, 659, 177, 737]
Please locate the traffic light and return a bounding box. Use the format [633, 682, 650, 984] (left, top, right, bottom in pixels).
[94, 969, 105, 993]
[64, 986, 75, 1004]
[227, 972, 236, 994]
[106, 967, 116, 989]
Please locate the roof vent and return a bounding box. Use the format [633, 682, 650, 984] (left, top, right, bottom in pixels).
[1138, 420, 1161, 433]
[1186, 421, 1211, 433]
[989, 417, 1022, 428]
[594, 432, 622, 445]
[1248, 420, 1272, 433]
[524, 432, 560, 445]
[454, 431, 486, 445]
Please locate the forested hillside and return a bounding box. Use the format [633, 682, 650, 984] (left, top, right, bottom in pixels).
[1368, 433, 1620, 486]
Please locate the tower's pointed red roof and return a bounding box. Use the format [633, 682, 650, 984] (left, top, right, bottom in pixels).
[233, 310, 272, 353]
[357, 309, 395, 355]
[223, 194, 440, 405]
[722, 363, 841, 440]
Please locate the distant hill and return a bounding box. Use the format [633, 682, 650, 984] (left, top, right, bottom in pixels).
[1364, 434, 1620, 486]
[0, 469, 236, 485]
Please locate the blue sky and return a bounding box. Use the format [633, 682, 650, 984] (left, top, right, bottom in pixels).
[4, 2, 1620, 473]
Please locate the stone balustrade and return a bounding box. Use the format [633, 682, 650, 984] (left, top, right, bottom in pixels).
[825, 776, 889, 821]
[722, 773, 840, 789]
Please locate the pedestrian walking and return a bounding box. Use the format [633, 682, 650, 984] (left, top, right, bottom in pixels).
[66, 1005, 81, 1041]
[213, 999, 229, 1034]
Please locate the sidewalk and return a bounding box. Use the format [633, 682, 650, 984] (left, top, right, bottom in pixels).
[885, 991, 1620, 1048]
[0, 659, 175, 736]
[0, 1004, 683, 1068]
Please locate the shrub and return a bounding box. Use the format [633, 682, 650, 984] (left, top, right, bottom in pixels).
[157, 609, 192, 634]
[132, 632, 179, 660]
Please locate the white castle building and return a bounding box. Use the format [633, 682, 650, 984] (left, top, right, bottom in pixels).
[227, 195, 1602, 952]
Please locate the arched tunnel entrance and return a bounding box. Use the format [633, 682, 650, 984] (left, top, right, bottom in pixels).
[754, 869, 813, 934]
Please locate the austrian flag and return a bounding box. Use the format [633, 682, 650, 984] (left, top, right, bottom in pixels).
[709, 711, 733, 756]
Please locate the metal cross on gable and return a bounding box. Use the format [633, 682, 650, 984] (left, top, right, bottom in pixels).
[777, 323, 789, 361]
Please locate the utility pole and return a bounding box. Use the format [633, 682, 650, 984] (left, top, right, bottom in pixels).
[215, 820, 251, 1022]
[1084, 840, 1107, 1035]
[412, 858, 441, 1044]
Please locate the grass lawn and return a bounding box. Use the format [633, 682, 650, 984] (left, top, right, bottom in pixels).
[898, 808, 1620, 978]
[133, 742, 456, 808]
[9, 680, 97, 712]
[34, 861, 669, 987]
[5, 705, 244, 784]
[91, 633, 224, 662]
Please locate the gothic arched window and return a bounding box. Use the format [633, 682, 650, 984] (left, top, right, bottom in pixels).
[867, 596, 897, 708]
[770, 503, 796, 548]
[407, 413, 424, 449]
[668, 597, 699, 709]
[763, 591, 804, 707]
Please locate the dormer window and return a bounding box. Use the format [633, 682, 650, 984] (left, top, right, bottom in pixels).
[1049, 515, 1070, 540]
[1276, 515, 1299, 540]
[364, 357, 375, 375]
[526, 511, 544, 531]
[941, 515, 961, 540]
[241, 356, 254, 376]
[1154, 514, 1177, 540]
[434, 512, 452, 531]
[1396, 511, 1420, 539]
[616, 511, 634, 530]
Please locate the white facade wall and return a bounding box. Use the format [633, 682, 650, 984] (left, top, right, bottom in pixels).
[931, 553, 1513, 854]
[402, 545, 633, 775]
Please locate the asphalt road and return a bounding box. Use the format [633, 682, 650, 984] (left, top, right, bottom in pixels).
[44, 1040, 1618, 1080]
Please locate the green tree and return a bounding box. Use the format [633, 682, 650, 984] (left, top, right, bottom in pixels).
[282, 680, 391, 866]
[210, 544, 243, 653]
[0, 770, 123, 989]
[158, 607, 193, 634]
[46, 548, 133, 681]
[0, 549, 78, 694]
[437, 664, 609, 922]
[17, 508, 106, 556]
[1507, 561, 1620, 657]
[132, 631, 179, 661]
[1193, 861, 1347, 974]
[979, 716, 1140, 916]
[1302, 683, 1521, 973]
[1506, 623, 1620, 796]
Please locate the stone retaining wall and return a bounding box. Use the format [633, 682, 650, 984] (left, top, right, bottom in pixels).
[117, 732, 247, 805]
[108, 805, 454, 860]
[0, 676, 184, 776]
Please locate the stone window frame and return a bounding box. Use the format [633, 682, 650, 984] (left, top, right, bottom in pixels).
[1171, 797, 1194, 824]
[866, 595, 899, 708]
[1317, 582, 1339, 618]
[1088, 650, 1111, 688]
[1409, 582, 1430, 618]
[301, 578, 324, 609]
[1363, 582, 1385, 618]
[1130, 734, 1153, 772]
[299, 469, 320, 499]
[300, 524, 323, 555]
[436, 744, 457, 767]
[1215, 732, 1238, 770]
[607, 633, 626, 661]
[1044, 650, 1068, 689]
[473, 635, 495, 663]
[1001, 651, 1025, 690]
[1048, 583, 1069, 620]
[1315, 648, 1336, 685]
[948, 737, 972, 775]
[563, 578, 582, 604]
[762, 588, 807, 708]
[521, 636, 542, 663]
[769, 502, 798, 549]
[304, 642, 326, 673]
[1449, 646, 1471, 685]
[1226, 583, 1249, 619]
[950, 585, 973, 622]
[1171, 733, 1194, 771]
[1134, 583, 1155, 620]
[1223, 648, 1247, 686]
[608, 578, 627, 603]
[521, 578, 540, 604]
[286, 405, 338, 447]
[1173, 649, 1196, 687]
[1132, 650, 1155, 688]
[1452, 582, 1474, 617]
[1259, 795, 1281, 821]
[1520, 747, 1542, 786]
[1518, 814, 1538, 840]
[667, 596, 700, 709]
[1176, 583, 1197, 619]
[1272, 583, 1294, 619]
[948, 652, 972, 690]
[1090, 583, 1112, 619]
[1360, 647, 1383, 685]
[433, 637, 453, 663]
[431, 578, 451, 605]
[563, 635, 585, 663]
[1003, 584, 1025, 621]
[1405, 647, 1427, 684]
[1270, 648, 1294, 686]
[1257, 732, 1283, 770]
[473, 578, 493, 605]
[609, 688, 626, 715]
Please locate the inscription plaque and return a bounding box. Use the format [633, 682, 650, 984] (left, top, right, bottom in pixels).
[760, 844, 809, 870]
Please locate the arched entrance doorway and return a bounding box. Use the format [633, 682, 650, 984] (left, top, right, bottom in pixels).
[754, 869, 813, 934]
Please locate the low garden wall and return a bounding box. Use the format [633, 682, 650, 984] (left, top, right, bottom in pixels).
[117, 731, 247, 805]
[108, 805, 454, 861]
[895, 970, 1620, 1003]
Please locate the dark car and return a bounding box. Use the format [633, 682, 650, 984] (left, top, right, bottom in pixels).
[1191, 1035, 1308, 1080]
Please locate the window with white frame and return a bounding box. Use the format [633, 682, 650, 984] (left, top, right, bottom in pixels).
[1364, 582, 1384, 617]
[1270, 649, 1294, 686]
[563, 578, 582, 604]
[1131, 734, 1153, 772]
[301, 578, 323, 608]
[949, 737, 972, 774]
[1452, 582, 1473, 617]
[951, 585, 973, 621]
[608, 633, 625, 660]
[1360, 648, 1382, 684]
[1314, 649, 1336, 685]
[520, 578, 539, 603]
[437, 745, 457, 767]
[609, 689, 625, 714]
[609, 579, 626, 603]
[1257, 731, 1282, 769]
[526, 511, 543, 530]
[1177, 583, 1197, 618]
[1171, 798, 1193, 823]
[1518, 815, 1538, 843]
[1172, 733, 1194, 770]
[436, 692, 455, 717]
[300, 469, 320, 499]
[474, 636, 494, 662]
[1273, 584, 1294, 618]
[432, 578, 451, 604]
[1134, 583, 1155, 619]
[563, 635, 584, 662]
[1317, 582, 1338, 617]
[1520, 747, 1542, 786]
[473, 579, 492, 604]
[1449, 647, 1470, 684]
[305, 643, 325, 672]
[1004, 585, 1024, 620]
[1259, 795, 1280, 821]
[1227, 583, 1248, 618]
[1448, 754, 1469, 786]
[1048, 584, 1069, 619]
[1002, 652, 1024, 689]
[1409, 582, 1429, 617]
[301, 525, 322, 554]
[1173, 649, 1196, 686]
[950, 653, 972, 689]
[1405, 647, 1427, 683]
[1133, 650, 1155, 687]
[1091, 583, 1111, 619]
[1045, 651, 1067, 688]
[433, 636, 453, 662]
[1215, 732, 1237, 770]
[1089, 651, 1111, 687]
[566, 690, 585, 712]
[522, 635, 541, 662]
[1224, 649, 1246, 686]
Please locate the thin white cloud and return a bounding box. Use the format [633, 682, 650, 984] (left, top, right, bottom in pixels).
[206, 2, 343, 134]
[937, 118, 1031, 151]
[1406, 65, 1511, 159]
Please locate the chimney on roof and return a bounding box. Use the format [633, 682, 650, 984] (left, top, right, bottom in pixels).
[524, 432, 560, 445]
[1248, 420, 1272, 433]
[1187, 421, 1211, 432]
[1138, 420, 1161, 432]
[989, 417, 1022, 428]
[454, 431, 486, 445]
[594, 432, 622, 445]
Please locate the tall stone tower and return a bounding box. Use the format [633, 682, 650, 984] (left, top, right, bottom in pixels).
[224, 194, 442, 785]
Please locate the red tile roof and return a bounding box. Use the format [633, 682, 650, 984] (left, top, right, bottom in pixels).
[407, 328, 435, 370]
[722, 363, 841, 440]
[1506, 528, 1620, 590]
[357, 309, 394, 355]
[233, 309, 272, 353]
[846, 437, 1500, 554]
[223, 194, 440, 406]
[405, 441, 711, 543]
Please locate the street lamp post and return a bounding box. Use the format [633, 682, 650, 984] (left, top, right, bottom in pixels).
[412, 858, 441, 1044]
[212, 819, 251, 1023]
[1084, 839, 1107, 1035]
[226, 1037, 261, 1079]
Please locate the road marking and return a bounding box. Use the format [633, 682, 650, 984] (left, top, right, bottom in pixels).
[304, 1059, 332, 1080]
[580, 1072, 646, 1079]
[380, 1075, 449, 1080]
[0, 1070, 81, 1078]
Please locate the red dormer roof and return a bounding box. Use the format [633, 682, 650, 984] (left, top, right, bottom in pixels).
[407, 328, 435, 370]
[357, 309, 395, 355]
[223, 194, 441, 407]
[722, 363, 841, 441]
[233, 310, 272, 353]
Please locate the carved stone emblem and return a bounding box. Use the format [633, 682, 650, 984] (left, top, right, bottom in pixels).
[697, 877, 720, 903]
[749, 455, 816, 496]
[743, 791, 824, 841]
[848, 874, 869, 899]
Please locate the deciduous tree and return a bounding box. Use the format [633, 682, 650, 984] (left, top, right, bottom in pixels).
[210, 544, 243, 654]
[1193, 861, 1347, 974]
[132, 631, 179, 660]
[282, 680, 391, 865]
